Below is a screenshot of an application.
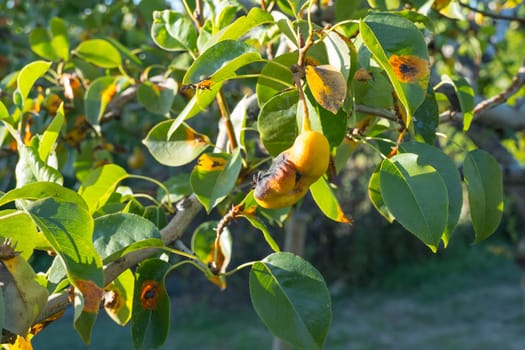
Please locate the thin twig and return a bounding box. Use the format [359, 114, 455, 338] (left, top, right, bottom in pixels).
[473, 59, 525, 115]
[458, 1, 525, 24]
[216, 90, 238, 151]
[440, 59, 525, 123]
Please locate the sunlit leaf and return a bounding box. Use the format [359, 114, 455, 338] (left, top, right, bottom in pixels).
[24, 197, 103, 343]
[190, 149, 243, 212]
[200, 7, 274, 52]
[84, 76, 116, 128]
[183, 40, 260, 85]
[104, 269, 134, 326]
[78, 163, 128, 214]
[310, 177, 352, 223]
[13, 61, 52, 110]
[39, 102, 65, 162]
[0, 242, 49, 336]
[74, 39, 122, 68]
[143, 120, 211, 167]
[0, 210, 39, 260]
[151, 10, 197, 52]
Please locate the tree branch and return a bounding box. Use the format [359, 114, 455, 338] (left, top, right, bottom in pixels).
[458, 1, 525, 24]
[440, 59, 525, 128]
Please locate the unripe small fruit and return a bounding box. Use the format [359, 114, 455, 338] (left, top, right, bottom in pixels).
[254, 130, 330, 209]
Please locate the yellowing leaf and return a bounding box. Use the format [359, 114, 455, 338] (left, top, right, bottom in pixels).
[305, 64, 347, 114]
[5, 335, 33, 350]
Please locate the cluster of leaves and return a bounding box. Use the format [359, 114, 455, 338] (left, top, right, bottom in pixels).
[0, 0, 510, 349]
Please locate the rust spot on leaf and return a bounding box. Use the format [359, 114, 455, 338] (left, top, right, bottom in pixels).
[101, 84, 117, 104]
[140, 280, 160, 310]
[388, 54, 429, 86]
[75, 279, 103, 314]
[197, 153, 227, 171]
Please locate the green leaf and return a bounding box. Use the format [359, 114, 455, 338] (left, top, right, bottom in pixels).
[104, 269, 134, 326]
[93, 213, 163, 263]
[200, 7, 274, 52]
[230, 96, 248, 151]
[13, 61, 52, 110]
[323, 31, 352, 82]
[464, 149, 503, 241]
[190, 149, 243, 212]
[0, 210, 39, 260]
[49, 17, 70, 61]
[276, 0, 308, 18]
[360, 12, 430, 124]
[249, 252, 332, 350]
[143, 120, 211, 167]
[258, 90, 299, 156]
[78, 163, 128, 214]
[183, 40, 260, 85]
[256, 53, 296, 106]
[379, 153, 448, 251]
[28, 17, 69, 61]
[413, 87, 439, 144]
[15, 140, 63, 187]
[39, 102, 65, 162]
[0, 182, 87, 209]
[157, 173, 192, 204]
[132, 259, 170, 350]
[0, 248, 49, 336]
[400, 141, 462, 246]
[84, 76, 116, 128]
[74, 39, 122, 68]
[368, 166, 395, 223]
[310, 177, 352, 223]
[29, 28, 60, 61]
[441, 75, 475, 131]
[24, 197, 103, 343]
[151, 10, 197, 52]
[353, 67, 394, 109]
[137, 79, 177, 116]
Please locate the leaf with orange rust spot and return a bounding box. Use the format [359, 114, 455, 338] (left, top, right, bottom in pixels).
[75, 279, 103, 314]
[103, 269, 134, 326]
[388, 54, 429, 87]
[305, 64, 347, 114]
[4, 335, 33, 350]
[191, 221, 232, 290]
[143, 120, 211, 167]
[131, 259, 170, 350]
[190, 149, 243, 212]
[361, 12, 430, 125]
[85, 76, 116, 128]
[310, 177, 352, 224]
